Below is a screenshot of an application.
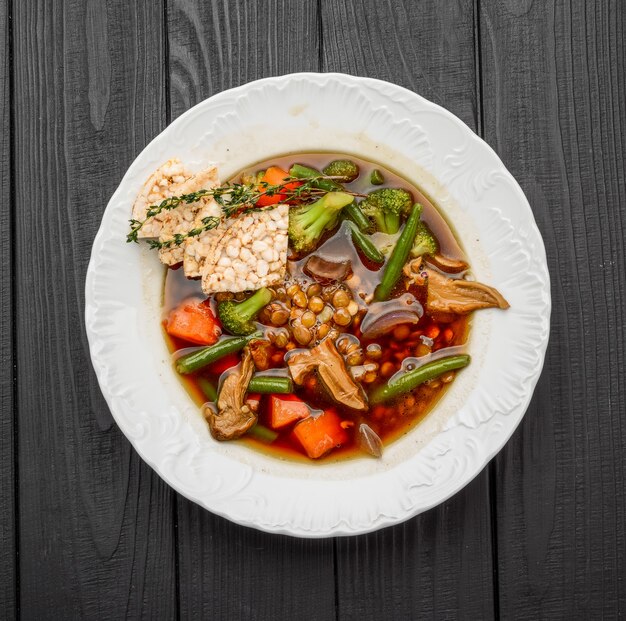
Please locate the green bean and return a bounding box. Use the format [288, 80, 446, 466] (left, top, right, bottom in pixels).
[347, 221, 384, 263]
[175, 333, 258, 375]
[197, 377, 218, 401]
[289, 163, 343, 192]
[247, 423, 279, 443]
[374, 203, 422, 301]
[370, 169, 385, 185]
[248, 375, 294, 394]
[369, 354, 470, 404]
[345, 201, 373, 232]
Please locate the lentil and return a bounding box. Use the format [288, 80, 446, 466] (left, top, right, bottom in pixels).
[301, 311, 317, 328]
[333, 308, 352, 326]
[332, 289, 351, 308]
[308, 296, 325, 313]
[293, 290, 308, 308]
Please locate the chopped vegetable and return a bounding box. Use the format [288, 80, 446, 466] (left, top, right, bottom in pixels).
[248, 375, 294, 394]
[293, 409, 349, 459]
[268, 394, 311, 429]
[370, 169, 385, 185]
[217, 287, 273, 336]
[289, 163, 343, 192]
[345, 201, 374, 233]
[346, 221, 384, 263]
[322, 159, 360, 182]
[206, 348, 257, 440]
[304, 255, 353, 284]
[176, 333, 259, 374]
[370, 354, 471, 404]
[359, 188, 413, 234]
[247, 423, 279, 443]
[165, 299, 221, 346]
[375, 203, 423, 301]
[256, 166, 301, 206]
[197, 377, 218, 401]
[360, 293, 422, 339]
[288, 192, 354, 254]
[410, 220, 438, 258]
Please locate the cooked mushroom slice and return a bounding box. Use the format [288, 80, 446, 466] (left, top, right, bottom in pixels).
[206, 348, 257, 441]
[286, 350, 318, 385]
[287, 338, 368, 412]
[424, 268, 509, 314]
[303, 255, 353, 284]
[425, 253, 469, 274]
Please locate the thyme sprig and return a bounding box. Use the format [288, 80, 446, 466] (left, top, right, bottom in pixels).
[127, 175, 363, 249]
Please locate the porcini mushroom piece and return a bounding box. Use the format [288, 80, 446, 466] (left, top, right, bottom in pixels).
[206, 348, 257, 441]
[425, 253, 469, 274]
[424, 269, 509, 314]
[286, 339, 368, 411]
[303, 255, 352, 284]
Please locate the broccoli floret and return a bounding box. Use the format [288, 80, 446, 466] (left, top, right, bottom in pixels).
[322, 159, 360, 182]
[288, 191, 354, 254]
[411, 220, 438, 257]
[359, 188, 413, 234]
[217, 287, 273, 335]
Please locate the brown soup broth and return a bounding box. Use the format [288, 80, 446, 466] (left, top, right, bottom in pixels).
[163, 153, 470, 462]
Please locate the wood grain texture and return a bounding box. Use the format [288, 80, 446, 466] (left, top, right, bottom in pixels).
[480, 0, 626, 617]
[321, 1, 495, 618]
[168, 0, 321, 119]
[167, 2, 336, 619]
[13, 1, 177, 617]
[1, 0, 15, 615]
[321, 0, 479, 129]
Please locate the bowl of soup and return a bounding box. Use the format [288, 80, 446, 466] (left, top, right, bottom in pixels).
[86, 73, 550, 536]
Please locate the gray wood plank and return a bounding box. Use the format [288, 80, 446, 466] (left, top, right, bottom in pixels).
[1, 0, 15, 615]
[167, 1, 336, 620]
[480, 0, 626, 617]
[13, 1, 177, 617]
[321, 1, 495, 619]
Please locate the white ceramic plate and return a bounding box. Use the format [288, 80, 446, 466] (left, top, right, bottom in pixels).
[85, 73, 550, 537]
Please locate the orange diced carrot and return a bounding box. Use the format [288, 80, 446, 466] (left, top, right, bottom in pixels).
[256, 166, 302, 206]
[166, 299, 221, 346]
[268, 394, 310, 430]
[293, 409, 349, 459]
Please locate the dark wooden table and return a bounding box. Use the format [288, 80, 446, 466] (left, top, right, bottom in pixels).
[2, 1, 625, 619]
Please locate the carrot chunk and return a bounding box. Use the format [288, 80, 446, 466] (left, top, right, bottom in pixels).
[293, 409, 349, 459]
[166, 299, 221, 346]
[268, 394, 310, 430]
[256, 166, 301, 206]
